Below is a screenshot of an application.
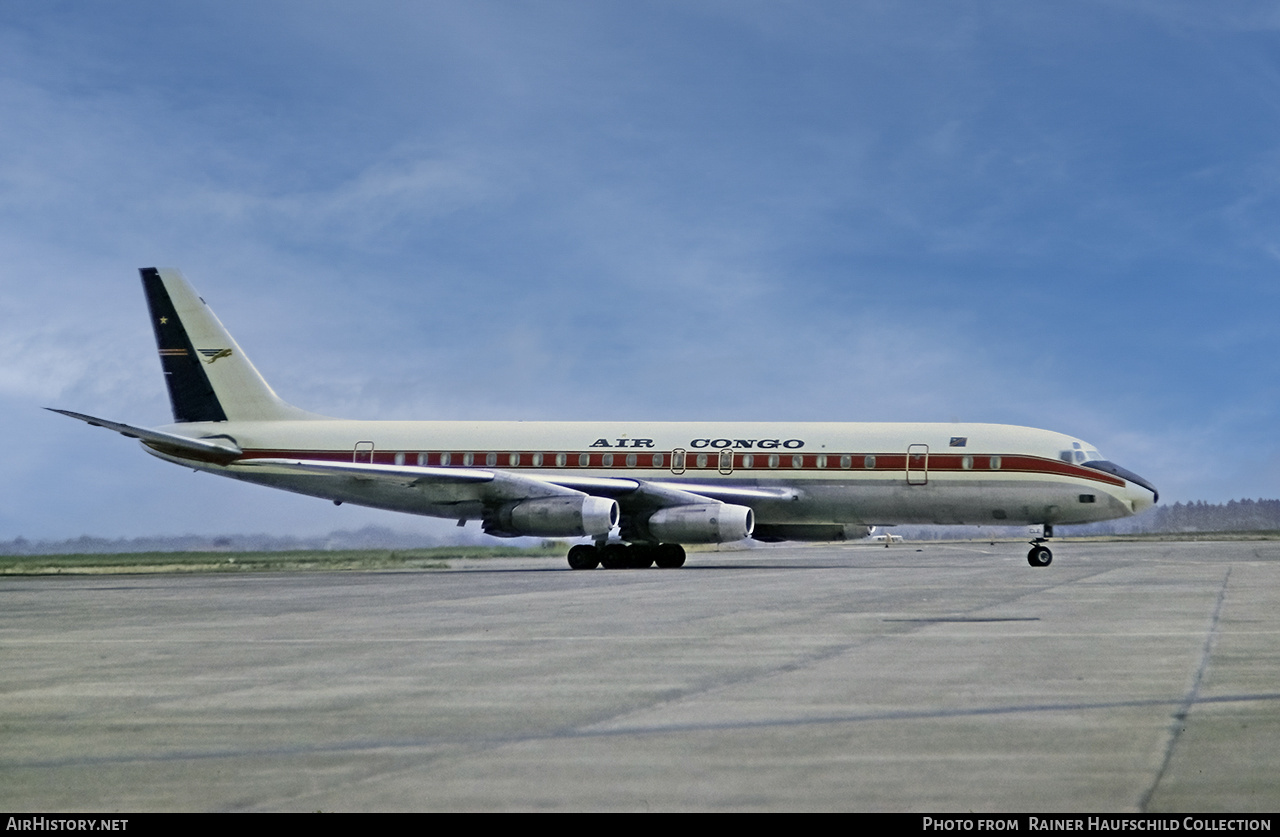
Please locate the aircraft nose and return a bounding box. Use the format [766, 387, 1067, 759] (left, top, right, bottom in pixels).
[1082, 460, 1158, 511]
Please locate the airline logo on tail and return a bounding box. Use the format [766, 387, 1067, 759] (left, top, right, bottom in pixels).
[199, 348, 233, 364]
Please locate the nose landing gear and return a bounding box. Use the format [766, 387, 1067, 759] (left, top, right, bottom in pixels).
[1027, 524, 1053, 567]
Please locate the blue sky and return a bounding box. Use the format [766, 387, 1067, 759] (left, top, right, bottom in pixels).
[2, 2, 1278, 540]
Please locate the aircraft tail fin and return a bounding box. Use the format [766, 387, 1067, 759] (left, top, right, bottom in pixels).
[141, 268, 320, 422]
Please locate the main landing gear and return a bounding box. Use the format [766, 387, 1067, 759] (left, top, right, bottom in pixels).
[566, 542, 686, 570]
[1027, 524, 1054, 567]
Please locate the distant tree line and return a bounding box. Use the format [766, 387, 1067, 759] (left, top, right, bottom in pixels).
[872, 498, 1280, 541]
[0, 525, 492, 556]
[1061, 498, 1280, 536]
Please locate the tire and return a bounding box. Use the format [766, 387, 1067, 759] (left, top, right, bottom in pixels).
[628, 546, 656, 569]
[1027, 546, 1053, 567]
[600, 543, 630, 570]
[567, 544, 599, 570]
[653, 543, 686, 569]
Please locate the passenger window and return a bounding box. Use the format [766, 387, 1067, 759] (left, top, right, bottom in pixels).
[509, 453, 519, 466]
[817, 455, 827, 468]
[463, 452, 473, 466]
[962, 456, 973, 470]
[696, 453, 708, 468]
[556, 453, 566, 467]
[579, 453, 590, 467]
[486, 452, 497, 466]
[652, 453, 664, 468]
[417, 453, 427, 466]
[768, 454, 779, 468]
[990, 456, 1001, 470]
[791, 455, 803, 468]
[743, 454, 754, 468]
[602, 453, 614, 467]
[626, 453, 637, 467]
[394, 452, 405, 466]
[532, 453, 543, 467]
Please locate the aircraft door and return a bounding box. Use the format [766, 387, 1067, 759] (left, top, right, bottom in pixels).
[907, 444, 928, 485]
[718, 448, 734, 475]
[354, 441, 375, 464]
[671, 448, 686, 475]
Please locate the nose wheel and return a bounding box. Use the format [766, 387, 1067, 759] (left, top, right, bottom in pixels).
[1027, 524, 1053, 567]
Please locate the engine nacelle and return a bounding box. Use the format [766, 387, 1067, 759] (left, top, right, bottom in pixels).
[487, 495, 619, 538]
[646, 503, 754, 544]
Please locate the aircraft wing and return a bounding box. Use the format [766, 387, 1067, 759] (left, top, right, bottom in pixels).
[238, 457, 581, 504]
[648, 481, 799, 503]
[238, 459, 713, 505]
[238, 458, 497, 485]
[48, 409, 242, 463]
[235, 458, 789, 516]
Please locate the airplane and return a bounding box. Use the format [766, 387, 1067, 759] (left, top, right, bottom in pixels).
[52, 268, 1159, 570]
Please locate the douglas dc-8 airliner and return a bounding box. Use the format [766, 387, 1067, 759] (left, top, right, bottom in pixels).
[53, 268, 1158, 569]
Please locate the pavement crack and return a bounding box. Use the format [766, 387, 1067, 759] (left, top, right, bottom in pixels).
[1138, 565, 1232, 812]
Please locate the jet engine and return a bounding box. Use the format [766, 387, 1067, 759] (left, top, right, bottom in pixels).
[646, 503, 754, 544]
[485, 495, 619, 538]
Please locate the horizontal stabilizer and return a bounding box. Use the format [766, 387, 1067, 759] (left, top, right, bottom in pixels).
[48, 408, 242, 462]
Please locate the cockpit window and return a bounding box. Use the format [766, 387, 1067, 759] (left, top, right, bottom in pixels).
[1065, 442, 1106, 464]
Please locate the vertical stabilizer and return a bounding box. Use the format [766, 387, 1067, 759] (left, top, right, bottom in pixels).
[141, 268, 319, 422]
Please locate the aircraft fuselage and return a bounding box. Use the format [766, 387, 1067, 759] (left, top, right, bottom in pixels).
[148, 418, 1152, 528]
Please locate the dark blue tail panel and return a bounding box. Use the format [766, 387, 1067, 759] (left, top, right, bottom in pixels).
[140, 267, 227, 423]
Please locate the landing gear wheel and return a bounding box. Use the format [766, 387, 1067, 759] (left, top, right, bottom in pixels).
[653, 543, 686, 569]
[1027, 545, 1053, 567]
[628, 546, 656, 569]
[600, 543, 631, 570]
[567, 544, 599, 570]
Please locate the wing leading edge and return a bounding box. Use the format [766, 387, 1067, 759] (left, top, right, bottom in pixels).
[232, 457, 760, 543]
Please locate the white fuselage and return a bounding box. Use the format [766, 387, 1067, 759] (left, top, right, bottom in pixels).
[149, 419, 1154, 528]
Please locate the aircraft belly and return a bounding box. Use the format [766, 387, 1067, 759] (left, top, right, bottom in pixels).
[750, 476, 1135, 527]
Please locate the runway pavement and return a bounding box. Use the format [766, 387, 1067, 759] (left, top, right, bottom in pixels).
[2, 539, 1278, 812]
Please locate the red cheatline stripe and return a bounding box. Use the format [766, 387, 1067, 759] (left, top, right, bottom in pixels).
[233, 448, 1127, 487]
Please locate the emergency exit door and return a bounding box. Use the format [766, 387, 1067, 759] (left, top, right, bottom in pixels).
[907, 444, 928, 485]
